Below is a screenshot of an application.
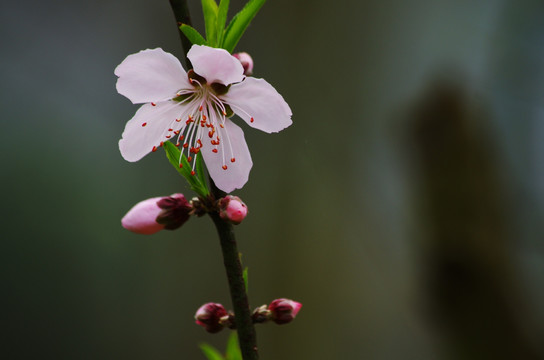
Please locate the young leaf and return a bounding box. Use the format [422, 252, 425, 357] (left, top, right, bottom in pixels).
[223, 0, 266, 52]
[243, 267, 249, 293]
[180, 24, 207, 46]
[216, 0, 230, 47]
[195, 154, 208, 190]
[202, 0, 219, 46]
[199, 343, 224, 360]
[225, 333, 242, 360]
[163, 142, 210, 197]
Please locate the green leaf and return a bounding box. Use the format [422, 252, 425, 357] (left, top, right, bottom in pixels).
[163, 142, 210, 197]
[199, 343, 224, 360]
[195, 153, 208, 191]
[180, 24, 207, 46]
[202, 0, 219, 46]
[223, 0, 266, 52]
[225, 333, 242, 360]
[216, 0, 230, 47]
[243, 267, 249, 293]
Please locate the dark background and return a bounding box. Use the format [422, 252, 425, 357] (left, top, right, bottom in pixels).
[2, 0, 544, 359]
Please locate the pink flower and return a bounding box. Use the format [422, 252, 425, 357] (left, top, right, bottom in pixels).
[268, 298, 302, 325]
[218, 195, 248, 225]
[195, 302, 229, 333]
[121, 193, 192, 234]
[115, 45, 292, 192]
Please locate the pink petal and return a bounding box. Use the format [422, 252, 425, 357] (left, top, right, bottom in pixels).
[222, 77, 292, 133]
[187, 45, 244, 85]
[201, 120, 252, 192]
[119, 101, 183, 162]
[115, 48, 191, 104]
[121, 197, 164, 235]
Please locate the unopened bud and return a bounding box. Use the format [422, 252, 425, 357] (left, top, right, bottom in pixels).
[233, 52, 254, 76]
[268, 298, 302, 325]
[219, 195, 248, 225]
[121, 194, 192, 234]
[195, 303, 228, 333]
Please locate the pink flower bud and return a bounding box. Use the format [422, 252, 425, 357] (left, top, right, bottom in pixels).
[195, 302, 228, 333]
[268, 298, 302, 325]
[233, 52, 254, 76]
[121, 194, 192, 234]
[218, 195, 248, 225]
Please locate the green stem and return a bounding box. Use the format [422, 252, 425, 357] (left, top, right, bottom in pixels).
[209, 212, 259, 360]
[208, 179, 258, 360]
[168, 0, 193, 69]
[167, 2, 259, 358]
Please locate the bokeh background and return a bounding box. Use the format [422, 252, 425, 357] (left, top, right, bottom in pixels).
[2, 0, 544, 359]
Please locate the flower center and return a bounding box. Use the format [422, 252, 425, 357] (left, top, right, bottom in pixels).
[158, 70, 238, 176]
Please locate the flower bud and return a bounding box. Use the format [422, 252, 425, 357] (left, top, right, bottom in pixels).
[218, 195, 248, 225]
[121, 194, 192, 234]
[195, 302, 229, 333]
[233, 52, 254, 76]
[268, 298, 302, 325]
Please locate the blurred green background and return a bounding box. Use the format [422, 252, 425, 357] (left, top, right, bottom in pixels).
[2, 0, 544, 359]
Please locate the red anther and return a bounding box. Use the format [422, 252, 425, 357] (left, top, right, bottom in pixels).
[222, 165, 228, 170]
[175, 118, 181, 122]
[141, 122, 147, 127]
[168, 128, 173, 132]
[186, 119, 192, 125]
[194, 148, 200, 154]
[165, 135, 171, 139]
[190, 170, 196, 176]
[212, 149, 218, 153]
[183, 143, 189, 148]
[202, 115, 207, 121]
[199, 105, 203, 111]
[187, 156, 193, 162]
[175, 143, 180, 147]
[231, 158, 236, 163]
[189, 147, 195, 154]
[222, 110, 227, 116]
[159, 141, 164, 147]
[250, 117, 254, 123]
[179, 135, 185, 140]
[208, 131, 214, 138]
[174, 130, 180, 135]
[152, 146, 157, 152]
[179, 163, 183, 168]
[151, 102, 156, 106]
[197, 139, 203, 147]
[220, 124, 224, 128]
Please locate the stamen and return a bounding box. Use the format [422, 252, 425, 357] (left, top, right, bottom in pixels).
[212, 149, 218, 153]
[152, 146, 157, 152]
[222, 165, 228, 170]
[151, 102, 156, 106]
[231, 158, 236, 163]
[141, 122, 147, 127]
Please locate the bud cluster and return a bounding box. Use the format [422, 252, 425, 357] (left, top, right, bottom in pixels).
[121, 194, 249, 235]
[194, 298, 302, 333]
